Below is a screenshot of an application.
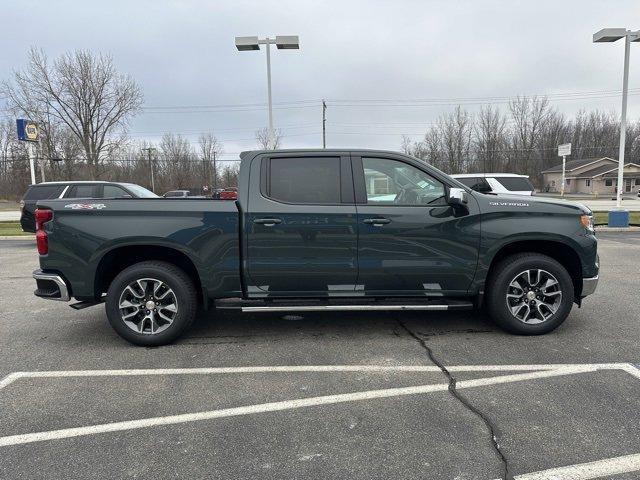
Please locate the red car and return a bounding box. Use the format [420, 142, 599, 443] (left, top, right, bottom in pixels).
[219, 188, 237, 200]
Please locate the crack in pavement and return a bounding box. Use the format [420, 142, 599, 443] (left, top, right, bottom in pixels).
[396, 318, 512, 480]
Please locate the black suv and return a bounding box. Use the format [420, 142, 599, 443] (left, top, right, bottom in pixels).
[20, 181, 157, 232]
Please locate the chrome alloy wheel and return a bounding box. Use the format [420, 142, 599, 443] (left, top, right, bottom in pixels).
[118, 278, 178, 334]
[505, 269, 562, 324]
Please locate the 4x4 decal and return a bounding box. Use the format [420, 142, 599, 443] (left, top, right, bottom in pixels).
[64, 203, 107, 210]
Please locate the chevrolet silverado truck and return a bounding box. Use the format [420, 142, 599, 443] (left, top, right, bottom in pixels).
[31, 149, 599, 346]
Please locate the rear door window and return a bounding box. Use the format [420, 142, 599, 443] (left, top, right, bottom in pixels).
[23, 185, 65, 200]
[267, 157, 342, 204]
[64, 185, 98, 199]
[102, 185, 131, 198]
[456, 177, 492, 193]
[493, 177, 534, 191]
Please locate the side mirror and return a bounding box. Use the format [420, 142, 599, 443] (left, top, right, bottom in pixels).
[447, 187, 468, 207]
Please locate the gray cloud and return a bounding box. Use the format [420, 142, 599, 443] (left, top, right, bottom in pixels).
[1, 0, 639, 159]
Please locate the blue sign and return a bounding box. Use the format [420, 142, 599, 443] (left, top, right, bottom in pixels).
[16, 119, 39, 142]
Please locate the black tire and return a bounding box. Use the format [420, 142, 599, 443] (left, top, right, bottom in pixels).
[486, 253, 574, 335]
[105, 261, 197, 346]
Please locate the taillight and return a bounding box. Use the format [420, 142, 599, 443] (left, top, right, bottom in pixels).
[34, 208, 53, 255]
[36, 230, 48, 255]
[35, 209, 53, 231]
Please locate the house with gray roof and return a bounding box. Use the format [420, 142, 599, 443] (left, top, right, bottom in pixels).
[541, 157, 640, 195]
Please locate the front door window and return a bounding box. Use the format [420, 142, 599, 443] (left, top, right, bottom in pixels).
[362, 157, 446, 206]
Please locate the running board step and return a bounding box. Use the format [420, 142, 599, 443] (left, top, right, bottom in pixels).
[240, 303, 473, 313]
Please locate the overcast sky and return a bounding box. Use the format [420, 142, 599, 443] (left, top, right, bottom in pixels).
[1, 0, 639, 160]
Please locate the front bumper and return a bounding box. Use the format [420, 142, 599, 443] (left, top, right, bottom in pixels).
[33, 269, 70, 301]
[581, 275, 598, 297]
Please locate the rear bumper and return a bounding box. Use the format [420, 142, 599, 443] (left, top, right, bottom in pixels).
[33, 269, 70, 301]
[581, 275, 598, 297]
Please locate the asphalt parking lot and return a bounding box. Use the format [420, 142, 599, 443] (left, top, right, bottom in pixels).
[1, 233, 639, 479]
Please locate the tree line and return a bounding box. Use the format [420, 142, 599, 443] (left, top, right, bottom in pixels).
[1, 48, 639, 199]
[0, 119, 241, 198]
[401, 98, 640, 187]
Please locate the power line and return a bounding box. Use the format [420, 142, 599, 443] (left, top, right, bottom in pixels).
[326, 88, 640, 104]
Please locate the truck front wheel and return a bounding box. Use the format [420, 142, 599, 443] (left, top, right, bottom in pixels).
[105, 261, 197, 346]
[486, 253, 574, 335]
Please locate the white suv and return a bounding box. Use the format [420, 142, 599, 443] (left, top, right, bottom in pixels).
[451, 173, 535, 196]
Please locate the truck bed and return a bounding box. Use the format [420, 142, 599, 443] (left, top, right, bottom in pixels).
[36, 198, 242, 301]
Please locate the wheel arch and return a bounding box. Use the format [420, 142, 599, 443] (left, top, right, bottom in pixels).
[485, 239, 583, 301]
[94, 245, 205, 306]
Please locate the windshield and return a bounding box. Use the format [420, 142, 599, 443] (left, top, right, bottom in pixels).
[123, 184, 159, 198]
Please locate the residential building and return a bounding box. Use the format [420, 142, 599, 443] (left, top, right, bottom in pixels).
[541, 157, 640, 195]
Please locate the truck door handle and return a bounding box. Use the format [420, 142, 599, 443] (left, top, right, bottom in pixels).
[363, 218, 391, 226]
[254, 218, 282, 226]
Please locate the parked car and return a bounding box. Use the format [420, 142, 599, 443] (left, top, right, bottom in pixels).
[163, 190, 191, 198]
[163, 190, 207, 199]
[20, 181, 157, 233]
[211, 188, 225, 199]
[31, 149, 597, 346]
[451, 173, 535, 196]
[218, 187, 238, 200]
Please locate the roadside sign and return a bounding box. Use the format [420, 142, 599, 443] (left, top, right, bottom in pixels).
[16, 119, 39, 142]
[558, 143, 571, 157]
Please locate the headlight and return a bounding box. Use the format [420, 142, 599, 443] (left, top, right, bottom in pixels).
[580, 214, 594, 232]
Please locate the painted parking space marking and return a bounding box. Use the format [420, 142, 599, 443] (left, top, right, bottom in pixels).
[0, 362, 634, 391]
[0, 367, 595, 447]
[500, 452, 640, 480]
[1, 360, 639, 480]
[0, 364, 615, 447]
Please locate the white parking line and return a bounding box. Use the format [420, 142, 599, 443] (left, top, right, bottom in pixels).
[0, 362, 632, 391]
[506, 452, 640, 480]
[0, 366, 596, 447]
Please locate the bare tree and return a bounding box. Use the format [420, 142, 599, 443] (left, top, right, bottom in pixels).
[221, 163, 240, 188]
[159, 134, 193, 191]
[508, 96, 550, 176]
[2, 48, 143, 179]
[198, 132, 223, 190]
[255, 127, 282, 149]
[400, 135, 413, 154]
[437, 106, 473, 174]
[474, 105, 508, 173]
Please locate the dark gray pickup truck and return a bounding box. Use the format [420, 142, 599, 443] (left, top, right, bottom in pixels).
[31, 149, 598, 346]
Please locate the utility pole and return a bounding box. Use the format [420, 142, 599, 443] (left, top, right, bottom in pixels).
[322, 100, 327, 148]
[212, 151, 217, 189]
[141, 147, 156, 192]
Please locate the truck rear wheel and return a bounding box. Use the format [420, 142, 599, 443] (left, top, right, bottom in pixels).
[486, 253, 574, 335]
[105, 261, 197, 346]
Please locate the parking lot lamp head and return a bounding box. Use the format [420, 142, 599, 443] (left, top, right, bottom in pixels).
[275, 36, 299, 50]
[234, 36, 260, 51]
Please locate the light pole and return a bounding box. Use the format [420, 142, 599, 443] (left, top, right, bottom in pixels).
[235, 35, 300, 149]
[593, 28, 640, 208]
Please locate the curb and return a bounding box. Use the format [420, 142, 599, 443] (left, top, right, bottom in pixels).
[595, 226, 640, 232]
[0, 235, 34, 240]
